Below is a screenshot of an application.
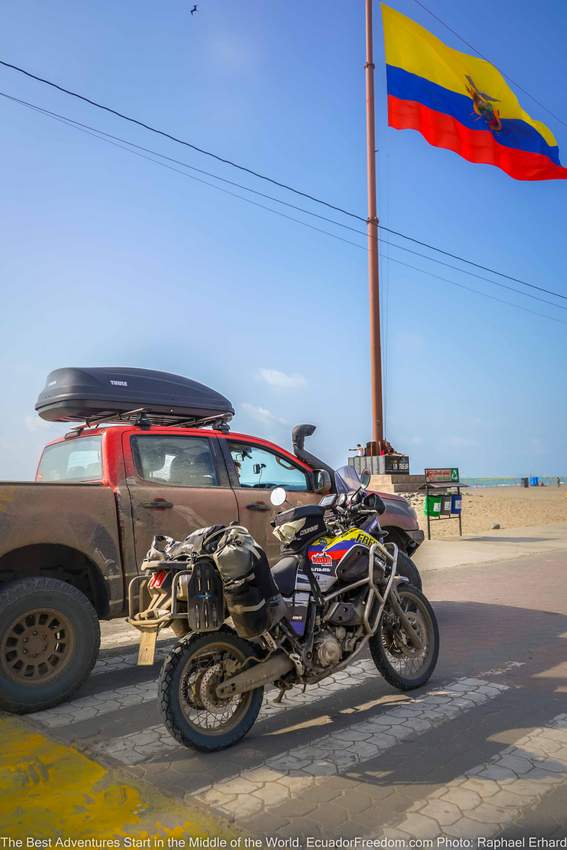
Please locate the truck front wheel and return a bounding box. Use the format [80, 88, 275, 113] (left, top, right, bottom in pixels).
[0, 577, 101, 714]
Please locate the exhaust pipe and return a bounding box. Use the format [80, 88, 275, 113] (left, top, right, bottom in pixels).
[216, 651, 294, 698]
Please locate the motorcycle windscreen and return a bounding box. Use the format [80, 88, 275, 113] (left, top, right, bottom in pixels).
[335, 465, 363, 493]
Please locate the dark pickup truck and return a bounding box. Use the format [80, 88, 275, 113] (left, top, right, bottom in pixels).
[0, 374, 423, 715]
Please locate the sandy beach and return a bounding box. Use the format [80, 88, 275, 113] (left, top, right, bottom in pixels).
[405, 485, 567, 539]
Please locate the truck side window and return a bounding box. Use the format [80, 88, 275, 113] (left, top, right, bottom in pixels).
[37, 436, 103, 482]
[132, 436, 219, 488]
[229, 442, 309, 491]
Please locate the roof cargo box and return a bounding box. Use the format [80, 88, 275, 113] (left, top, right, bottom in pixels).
[36, 367, 234, 427]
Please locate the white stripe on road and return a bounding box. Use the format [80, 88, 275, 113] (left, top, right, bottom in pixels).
[379, 714, 567, 841]
[94, 659, 390, 764]
[100, 629, 177, 651]
[36, 655, 382, 733]
[35, 680, 160, 727]
[100, 630, 142, 650]
[93, 643, 173, 677]
[195, 678, 508, 820]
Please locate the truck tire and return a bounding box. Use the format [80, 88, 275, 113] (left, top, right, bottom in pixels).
[396, 552, 422, 591]
[0, 577, 101, 714]
[383, 530, 423, 591]
[383, 527, 411, 554]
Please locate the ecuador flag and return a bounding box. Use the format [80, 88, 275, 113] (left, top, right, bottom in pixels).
[382, 5, 567, 181]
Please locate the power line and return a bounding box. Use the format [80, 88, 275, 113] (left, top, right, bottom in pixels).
[0, 58, 366, 224]
[411, 0, 567, 132]
[4, 91, 567, 324]
[1, 62, 566, 306]
[4, 87, 567, 314]
[384, 238, 567, 312]
[34, 123, 567, 326]
[0, 91, 370, 236]
[1, 94, 369, 252]
[379, 224, 567, 303]
[388, 257, 567, 327]
[3, 92, 564, 329]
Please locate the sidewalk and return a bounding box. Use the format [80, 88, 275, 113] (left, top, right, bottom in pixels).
[413, 521, 567, 572]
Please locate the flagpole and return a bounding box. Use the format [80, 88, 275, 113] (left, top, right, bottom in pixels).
[364, 0, 384, 449]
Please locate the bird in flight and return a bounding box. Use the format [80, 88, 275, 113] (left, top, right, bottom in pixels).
[190, 4, 198, 13]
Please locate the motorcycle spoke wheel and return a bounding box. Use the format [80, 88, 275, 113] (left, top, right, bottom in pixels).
[159, 632, 264, 752]
[179, 647, 250, 733]
[369, 586, 439, 691]
[382, 601, 429, 678]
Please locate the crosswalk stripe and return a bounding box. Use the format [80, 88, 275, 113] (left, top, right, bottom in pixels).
[35, 680, 159, 728]
[379, 713, 567, 840]
[36, 655, 381, 733]
[93, 659, 390, 765]
[92, 644, 173, 677]
[195, 677, 508, 820]
[100, 631, 143, 650]
[99, 627, 177, 651]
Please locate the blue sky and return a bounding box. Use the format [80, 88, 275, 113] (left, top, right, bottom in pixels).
[1, 0, 566, 479]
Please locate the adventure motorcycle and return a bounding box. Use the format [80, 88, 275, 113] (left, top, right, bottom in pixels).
[128, 469, 439, 752]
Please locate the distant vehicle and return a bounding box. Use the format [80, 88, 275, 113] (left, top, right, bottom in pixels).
[0, 368, 423, 715]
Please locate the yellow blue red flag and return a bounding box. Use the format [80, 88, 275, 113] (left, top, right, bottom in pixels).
[381, 5, 567, 181]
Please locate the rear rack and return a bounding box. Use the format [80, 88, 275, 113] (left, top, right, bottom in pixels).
[65, 407, 233, 438]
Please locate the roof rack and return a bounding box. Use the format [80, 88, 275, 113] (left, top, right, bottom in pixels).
[64, 408, 233, 439]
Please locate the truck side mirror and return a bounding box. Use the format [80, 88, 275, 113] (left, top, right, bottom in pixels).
[313, 469, 332, 494]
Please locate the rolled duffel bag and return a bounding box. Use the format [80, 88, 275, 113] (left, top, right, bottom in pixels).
[215, 527, 285, 638]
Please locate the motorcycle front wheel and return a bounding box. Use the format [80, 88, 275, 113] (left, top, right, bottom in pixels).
[369, 585, 439, 691]
[159, 630, 263, 752]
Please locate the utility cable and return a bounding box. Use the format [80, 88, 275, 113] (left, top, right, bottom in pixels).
[0, 58, 366, 223]
[1, 64, 565, 303]
[3, 88, 566, 311]
[379, 224, 567, 303]
[2, 88, 566, 327]
[387, 256, 567, 327]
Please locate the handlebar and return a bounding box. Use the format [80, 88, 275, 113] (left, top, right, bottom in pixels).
[328, 489, 385, 521]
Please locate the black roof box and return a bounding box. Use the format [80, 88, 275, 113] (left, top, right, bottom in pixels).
[35, 367, 234, 427]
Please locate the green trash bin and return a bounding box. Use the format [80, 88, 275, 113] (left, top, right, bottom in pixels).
[424, 494, 442, 517]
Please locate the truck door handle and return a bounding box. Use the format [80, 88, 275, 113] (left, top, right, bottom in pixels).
[246, 502, 271, 512]
[141, 498, 174, 509]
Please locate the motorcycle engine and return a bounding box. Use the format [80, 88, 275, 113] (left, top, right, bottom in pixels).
[314, 630, 342, 668]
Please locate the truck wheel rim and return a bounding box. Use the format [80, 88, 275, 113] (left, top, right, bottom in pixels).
[1, 609, 75, 684]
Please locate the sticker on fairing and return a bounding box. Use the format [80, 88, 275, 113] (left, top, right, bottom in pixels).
[308, 528, 375, 565]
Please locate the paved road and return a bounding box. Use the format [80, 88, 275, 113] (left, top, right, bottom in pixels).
[414, 521, 567, 571]
[11, 546, 567, 842]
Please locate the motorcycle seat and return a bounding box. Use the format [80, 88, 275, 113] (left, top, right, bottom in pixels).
[272, 554, 301, 597]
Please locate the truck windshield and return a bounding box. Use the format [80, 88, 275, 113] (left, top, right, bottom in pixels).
[37, 436, 103, 482]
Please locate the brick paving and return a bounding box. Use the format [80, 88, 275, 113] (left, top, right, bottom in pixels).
[13, 548, 567, 841]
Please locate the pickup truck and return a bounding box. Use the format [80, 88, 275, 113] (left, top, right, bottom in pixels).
[0, 422, 423, 714]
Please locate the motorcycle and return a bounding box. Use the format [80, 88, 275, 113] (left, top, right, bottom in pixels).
[128, 469, 439, 752]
